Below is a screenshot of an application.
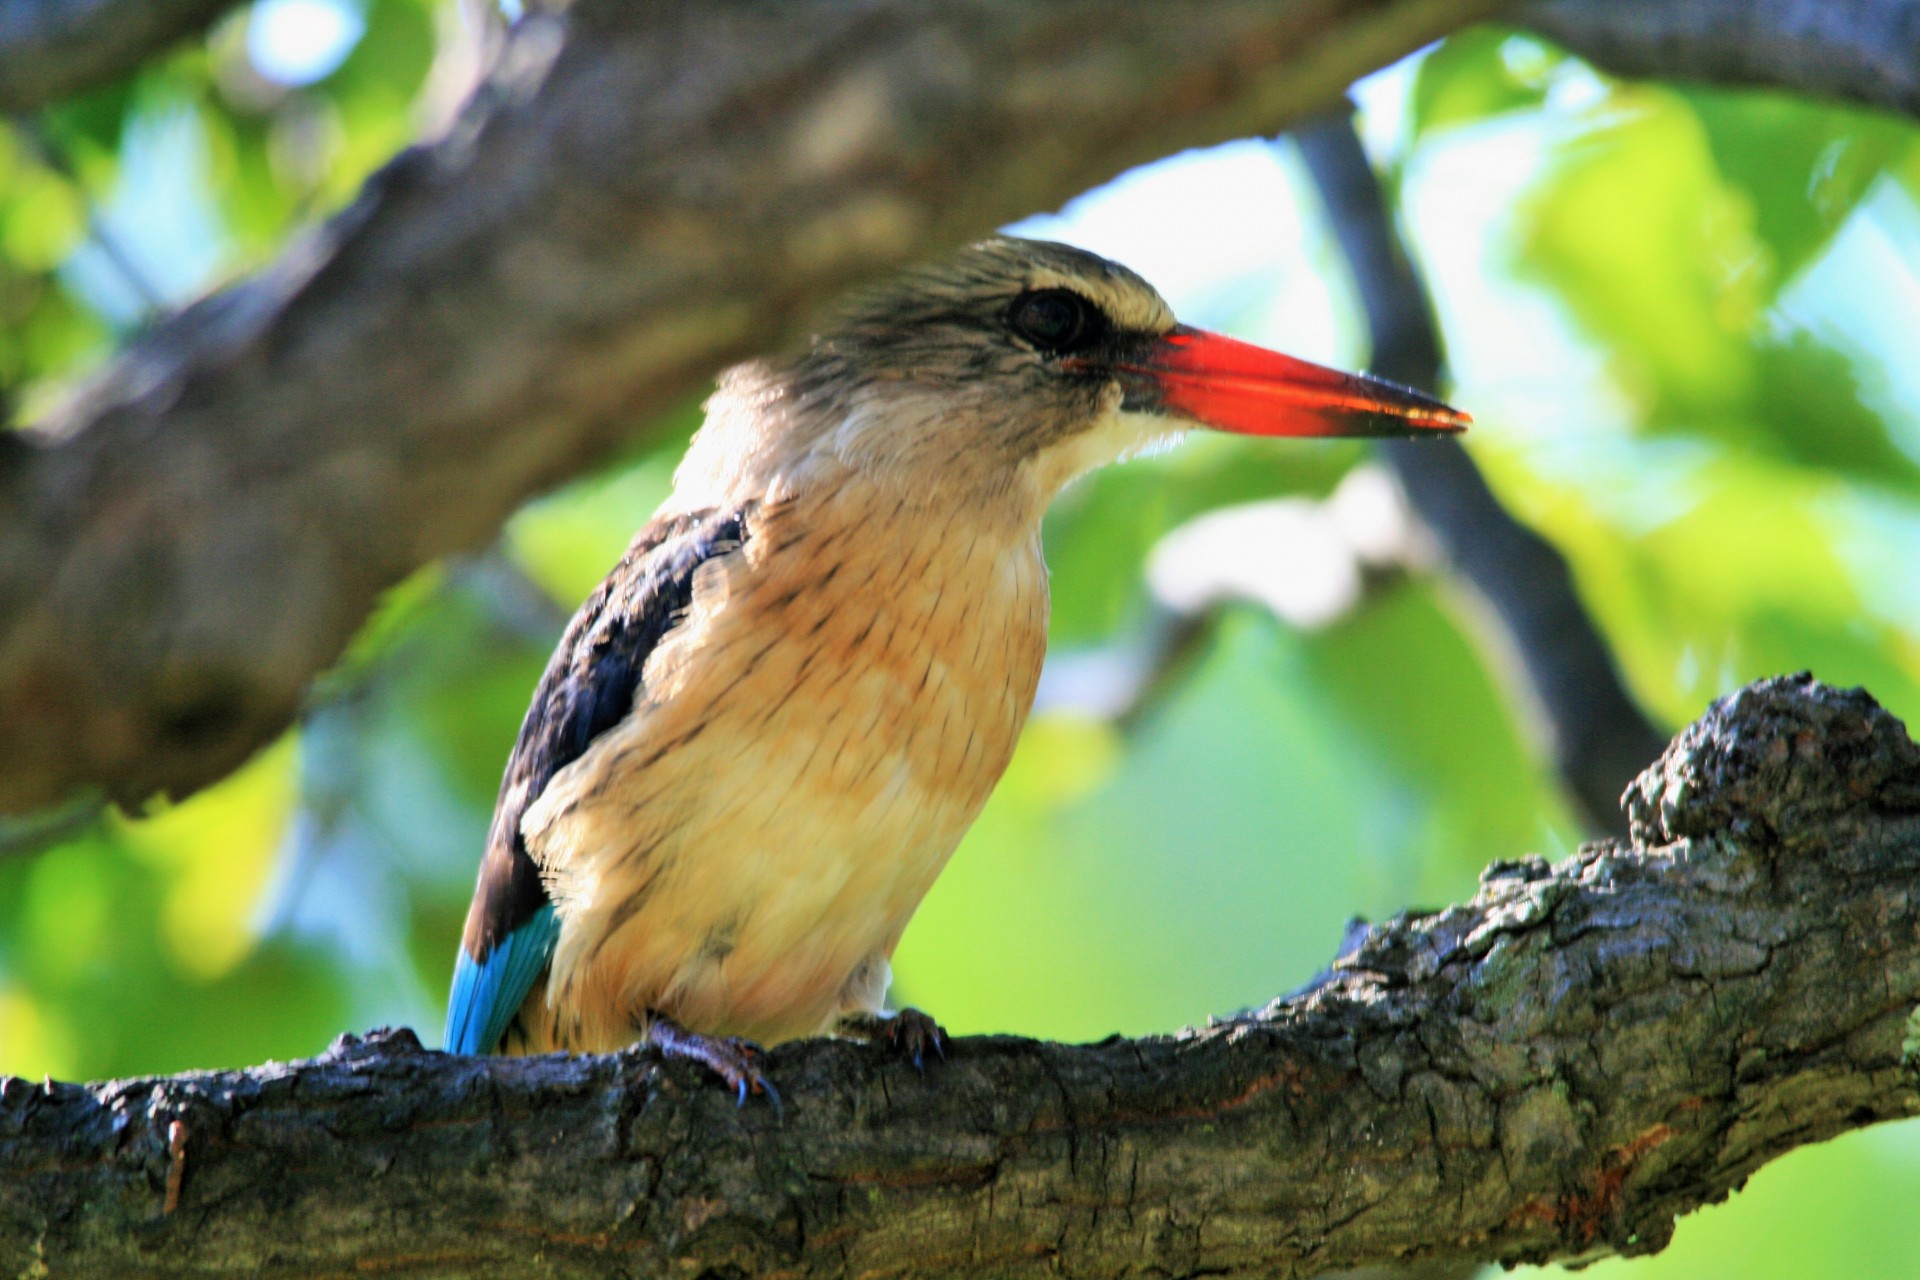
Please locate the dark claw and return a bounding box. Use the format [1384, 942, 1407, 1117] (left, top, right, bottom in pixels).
[891, 1008, 946, 1074]
[839, 1007, 948, 1074]
[915, 1021, 948, 1068]
[645, 1016, 781, 1115]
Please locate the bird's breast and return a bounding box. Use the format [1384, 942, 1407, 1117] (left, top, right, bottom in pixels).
[527, 478, 1050, 1047]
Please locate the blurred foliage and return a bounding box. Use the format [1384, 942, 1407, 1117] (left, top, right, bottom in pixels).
[1, 0, 447, 419]
[1043, 433, 1366, 644]
[5, 10, 1920, 1279]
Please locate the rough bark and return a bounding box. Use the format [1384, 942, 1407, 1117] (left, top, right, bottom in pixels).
[5, 673, 1919, 1278]
[1292, 108, 1668, 838]
[0, 0, 1519, 818]
[0, 0, 244, 112]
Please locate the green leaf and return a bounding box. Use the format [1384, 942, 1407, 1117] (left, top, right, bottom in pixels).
[1749, 326, 1920, 493]
[324, 0, 435, 115]
[2, 165, 85, 271]
[38, 77, 138, 167]
[1682, 86, 1914, 287]
[1409, 29, 1561, 140]
[1515, 84, 1766, 427]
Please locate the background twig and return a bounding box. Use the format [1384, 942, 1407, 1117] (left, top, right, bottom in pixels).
[1294, 105, 1669, 835]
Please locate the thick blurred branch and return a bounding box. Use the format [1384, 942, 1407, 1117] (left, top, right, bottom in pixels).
[7, 674, 1920, 1277]
[1522, 0, 1920, 117]
[0, 0, 1518, 817]
[0, 0, 244, 112]
[1293, 108, 1668, 835]
[11, 0, 1920, 820]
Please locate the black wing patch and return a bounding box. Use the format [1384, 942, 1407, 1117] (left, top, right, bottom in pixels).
[454, 505, 751, 1004]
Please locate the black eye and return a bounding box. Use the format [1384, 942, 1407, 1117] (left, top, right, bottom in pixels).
[1009, 289, 1101, 353]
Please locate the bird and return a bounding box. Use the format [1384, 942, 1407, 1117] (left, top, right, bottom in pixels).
[444, 236, 1466, 1099]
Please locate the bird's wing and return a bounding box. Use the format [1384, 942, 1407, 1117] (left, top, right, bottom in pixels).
[443, 505, 753, 1055]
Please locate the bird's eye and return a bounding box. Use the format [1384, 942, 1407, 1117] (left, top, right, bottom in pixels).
[1009, 289, 1100, 354]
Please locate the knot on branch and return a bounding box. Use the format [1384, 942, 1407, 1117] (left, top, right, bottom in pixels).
[1624, 672, 1920, 849]
[321, 1026, 426, 1064]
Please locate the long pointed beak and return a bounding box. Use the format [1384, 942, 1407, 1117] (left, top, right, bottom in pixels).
[1111, 325, 1469, 439]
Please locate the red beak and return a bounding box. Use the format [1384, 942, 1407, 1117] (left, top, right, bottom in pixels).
[1111, 325, 1468, 439]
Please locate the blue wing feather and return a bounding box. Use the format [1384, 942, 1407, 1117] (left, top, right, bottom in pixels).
[444, 903, 559, 1055]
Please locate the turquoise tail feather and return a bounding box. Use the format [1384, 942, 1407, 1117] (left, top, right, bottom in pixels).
[444, 903, 559, 1055]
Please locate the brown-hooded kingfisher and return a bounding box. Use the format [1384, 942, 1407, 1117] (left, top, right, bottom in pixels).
[445, 237, 1467, 1102]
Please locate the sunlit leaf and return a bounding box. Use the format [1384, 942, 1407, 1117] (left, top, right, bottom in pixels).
[1683, 87, 1914, 286]
[0, 991, 79, 1079]
[120, 737, 298, 980]
[1515, 85, 1765, 426]
[2, 165, 85, 271]
[1409, 29, 1560, 140]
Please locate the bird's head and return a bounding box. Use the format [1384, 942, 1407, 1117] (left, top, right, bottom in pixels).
[682, 237, 1466, 515]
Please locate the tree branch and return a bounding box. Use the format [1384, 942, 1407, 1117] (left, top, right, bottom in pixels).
[0, 0, 1519, 818]
[12, 0, 1920, 821]
[0, 0, 245, 113]
[1292, 107, 1669, 836]
[1521, 0, 1920, 117]
[6, 673, 1919, 1278]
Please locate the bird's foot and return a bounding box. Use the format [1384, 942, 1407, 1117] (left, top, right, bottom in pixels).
[836, 1007, 947, 1072]
[644, 1016, 782, 1114]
